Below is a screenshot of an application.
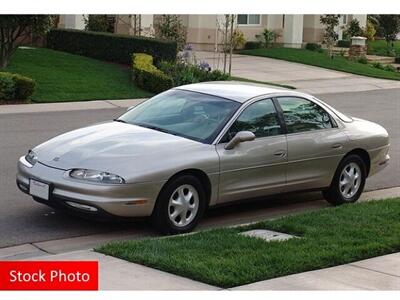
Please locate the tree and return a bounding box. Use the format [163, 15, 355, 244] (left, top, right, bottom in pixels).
[0, 15, 53, 68]
[154, 15, 187, 51]
[320, 14, 340, 57]
[345, 19, 363, 38]
[376, 15, 400, 51]
[84, 15, 111, 32]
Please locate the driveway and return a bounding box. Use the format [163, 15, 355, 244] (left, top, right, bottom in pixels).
[196, 51, 400, 94]
[0, 89, 399, 250]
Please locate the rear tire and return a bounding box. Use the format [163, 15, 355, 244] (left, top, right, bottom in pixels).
[151, 175, 206, 235]
[323, 154, 366, 205]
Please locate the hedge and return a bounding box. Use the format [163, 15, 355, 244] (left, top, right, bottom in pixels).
[305, 43, 322, 52]
[132, 53, 173, 93]
[244, 41, 262, 50]
[46, 29, 178, 65]
[0, 72, 35, 101]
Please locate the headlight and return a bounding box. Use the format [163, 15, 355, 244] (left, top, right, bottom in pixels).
[69, 169, 125, 184]
[25, 150, 38, 166]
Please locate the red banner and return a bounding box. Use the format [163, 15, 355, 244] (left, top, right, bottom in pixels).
[0, 261, 98, 290]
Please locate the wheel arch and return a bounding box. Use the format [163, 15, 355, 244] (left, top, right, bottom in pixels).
[158, 168, 212, 208]
[343, 148, 371, 176]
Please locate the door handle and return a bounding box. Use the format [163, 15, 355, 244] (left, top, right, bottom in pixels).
[273, 150, 286, 157]
[331, 143, 343, 149]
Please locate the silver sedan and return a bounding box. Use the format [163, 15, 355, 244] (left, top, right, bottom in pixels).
[17, 82, 390, 234]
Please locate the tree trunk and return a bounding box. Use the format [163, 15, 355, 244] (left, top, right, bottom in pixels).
[228, 15, 234, 76]
[0, 47, 9, 69]
[223, 15, 229, 74]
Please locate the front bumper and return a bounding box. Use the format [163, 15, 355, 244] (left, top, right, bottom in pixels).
[17, 156, 165, 217]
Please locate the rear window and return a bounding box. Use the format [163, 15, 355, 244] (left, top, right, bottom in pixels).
[312, 97, 353, 123]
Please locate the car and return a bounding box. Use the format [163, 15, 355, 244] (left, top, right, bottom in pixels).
[16, 82, 390, 234]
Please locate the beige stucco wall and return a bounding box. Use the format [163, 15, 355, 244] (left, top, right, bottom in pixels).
[185, 15, 286, 50]
[107, 14, 368, 50]
[58, 15, 87, 30]
[303, 15, 324, 43]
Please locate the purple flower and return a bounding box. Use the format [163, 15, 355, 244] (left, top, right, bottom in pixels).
[184, 44, 193, 51]
[198, 61, 211, 71]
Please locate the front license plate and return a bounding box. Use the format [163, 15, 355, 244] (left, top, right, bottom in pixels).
[29, 179, 50, 201]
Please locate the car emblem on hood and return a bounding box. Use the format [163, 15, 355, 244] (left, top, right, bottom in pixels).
[52, 157, 60, 161]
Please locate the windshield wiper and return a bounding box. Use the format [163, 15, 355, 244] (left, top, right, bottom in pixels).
[134, 122, 177, 135]
[113, 119, 127, 123]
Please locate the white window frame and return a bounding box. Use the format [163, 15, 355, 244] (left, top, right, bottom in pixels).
[237, 14, 262, 26]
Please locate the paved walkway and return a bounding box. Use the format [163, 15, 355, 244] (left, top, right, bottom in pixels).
[233, 253, 400, 290]
[20, 250, 219, 290]
[196, 51, 400, 94]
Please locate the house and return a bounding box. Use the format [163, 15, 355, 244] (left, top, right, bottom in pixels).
[58, 14, 367, 50]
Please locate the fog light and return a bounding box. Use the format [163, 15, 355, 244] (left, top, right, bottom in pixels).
[65, 201, 98, 212]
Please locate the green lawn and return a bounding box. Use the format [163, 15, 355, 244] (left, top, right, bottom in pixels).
[98, 198, 400, 288]
[367, 40, 400, 56]
[4, 47, 152, 103]
[240, 48, 400, 81]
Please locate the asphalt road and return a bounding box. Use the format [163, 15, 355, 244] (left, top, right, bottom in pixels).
[0, 89, 399, 248]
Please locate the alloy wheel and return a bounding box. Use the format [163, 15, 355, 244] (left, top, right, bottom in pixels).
[339, 162, 362, 199]
[168, 184, 199, 227]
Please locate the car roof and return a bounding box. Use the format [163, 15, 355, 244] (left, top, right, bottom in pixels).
[175, 81, 303, 103]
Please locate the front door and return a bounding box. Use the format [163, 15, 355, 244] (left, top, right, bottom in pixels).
[216, 99, 287, 204]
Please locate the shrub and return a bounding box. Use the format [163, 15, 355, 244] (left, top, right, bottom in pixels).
[159, 60, 229, 87]
[384, 64, 396, 72]
[0, 73, 16, 100]
[305, 43, 322, 52]
[0, 72, 35, 101]
[244, 41, 262, 50]
[232, 29, 246, 50]
[47, 29, 177, 65]
[372, 61, 384, 69]
[364, 20, 376, 41]
[12, 74, 36, 99]
[263, 29, 279, 48]
[357, 57, 368, 64]
[132, 53, 173, 93]
[337, 40, 351, 48]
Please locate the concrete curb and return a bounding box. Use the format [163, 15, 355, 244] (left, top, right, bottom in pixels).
[0, 98, 147, 115]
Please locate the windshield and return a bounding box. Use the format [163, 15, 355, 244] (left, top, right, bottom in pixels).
[118, 89, 241, 143]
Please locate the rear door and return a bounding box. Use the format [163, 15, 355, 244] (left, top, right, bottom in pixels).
[276, 97, 348, 192]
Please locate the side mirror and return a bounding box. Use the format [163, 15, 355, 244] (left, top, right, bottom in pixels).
[224, 131, 255, 150]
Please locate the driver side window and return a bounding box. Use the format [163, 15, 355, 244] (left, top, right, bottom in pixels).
[222, 99, 282, 142]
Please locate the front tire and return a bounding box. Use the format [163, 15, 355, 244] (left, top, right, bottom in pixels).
[323, 154, 366, 205]
[151, 175, 206, 235]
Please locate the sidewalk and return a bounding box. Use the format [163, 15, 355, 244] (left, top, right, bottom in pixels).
[0, 98, 146, 115]
[233, 253, 400, 290]
[21, 250, 219, 290]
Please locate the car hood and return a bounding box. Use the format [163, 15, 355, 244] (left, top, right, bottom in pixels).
[34, 121, 204, 179]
